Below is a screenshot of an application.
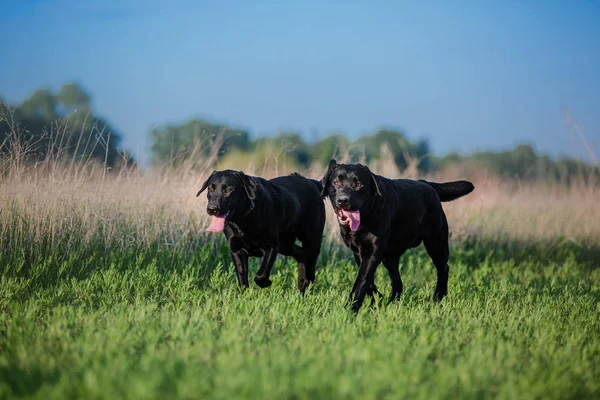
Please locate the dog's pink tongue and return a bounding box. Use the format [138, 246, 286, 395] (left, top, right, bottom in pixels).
[207, 216, 225, 232]
[343, 210, 361, 232]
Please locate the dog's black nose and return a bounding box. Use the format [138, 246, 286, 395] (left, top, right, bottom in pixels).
[207, 205, 220, 215]
[336, 196, 350, 209]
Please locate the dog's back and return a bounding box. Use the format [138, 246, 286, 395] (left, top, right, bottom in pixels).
[270, 173, 323, 211]
[267, 173, 325, 234]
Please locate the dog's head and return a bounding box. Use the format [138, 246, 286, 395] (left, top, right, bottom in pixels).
[320, 159, 381, 232]
[196, 169, 257, 232]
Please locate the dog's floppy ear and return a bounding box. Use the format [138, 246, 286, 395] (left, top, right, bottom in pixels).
[320, 159, 337, 197]
[360, 164, 382, 196]
[196, 171, 217, 197]
[233, 171, 257, 200]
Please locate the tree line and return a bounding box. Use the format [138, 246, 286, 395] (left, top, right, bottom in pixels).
[150, 118, 597, 183]
[2, 83, 597, 183]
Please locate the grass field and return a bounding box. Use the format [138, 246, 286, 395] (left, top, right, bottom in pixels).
[1, 166, 599, 399]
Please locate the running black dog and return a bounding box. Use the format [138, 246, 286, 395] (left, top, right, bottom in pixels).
[320, 159, 474, 313]
[197, 170, 326, 293]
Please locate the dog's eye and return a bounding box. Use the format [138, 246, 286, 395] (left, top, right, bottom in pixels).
[352, 180, 362, 189]
[332, 179, 340, 187]
[224, 187, 232, 194]
[208, 185, 215, 193]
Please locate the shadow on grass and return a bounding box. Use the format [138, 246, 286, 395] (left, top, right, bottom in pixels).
[0, 365, 61, 397]
[452, 236, 600, 271]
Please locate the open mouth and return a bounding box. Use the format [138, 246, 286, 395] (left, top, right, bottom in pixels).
[336, 209, 350, 225]
[207, 209, 233, 233]
[335, 208, 361, 232]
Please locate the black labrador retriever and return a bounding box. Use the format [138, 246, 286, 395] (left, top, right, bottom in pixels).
[321, 159, 474, 313]
[197, 170, 326, 293]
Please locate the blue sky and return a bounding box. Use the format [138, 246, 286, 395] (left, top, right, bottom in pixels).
[1, 0, 599, 165]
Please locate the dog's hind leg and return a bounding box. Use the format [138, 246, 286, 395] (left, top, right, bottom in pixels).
[297, 207, 325, 294]
[280, 235, 312, 293]
[424, 216, 450, 302]
[382, 252, 404, 304]
[298, 238, 322, 294]
[288, 244, 310, 293]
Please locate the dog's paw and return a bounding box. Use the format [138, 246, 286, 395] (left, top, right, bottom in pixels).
[387, 291, 402, 305]
[298, 279, 311, 294]
[254, 275, 272, 288]
[346, 296, 363, 314]
[433, 291, 447, 302]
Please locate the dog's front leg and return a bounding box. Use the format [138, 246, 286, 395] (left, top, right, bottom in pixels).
[352, 253, 380, 301]
[350, 248, 382, 313]
[254, 245, 279, 288]
[230, 250, 249, 287]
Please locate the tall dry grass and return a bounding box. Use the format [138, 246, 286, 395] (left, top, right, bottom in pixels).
[1, 117, 599, 261]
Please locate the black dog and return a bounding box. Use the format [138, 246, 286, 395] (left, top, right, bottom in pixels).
[197, 170, 326, 293]
[321, 159, 474, 313]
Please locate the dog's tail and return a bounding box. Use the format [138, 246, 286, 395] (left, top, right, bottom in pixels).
[420, 180, 475, 202]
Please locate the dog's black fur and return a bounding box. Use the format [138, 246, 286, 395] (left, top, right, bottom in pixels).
[321, 159, 475, 313]
[197, 170, 326, 292]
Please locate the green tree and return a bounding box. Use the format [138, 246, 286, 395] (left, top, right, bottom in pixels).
[1, 83, 132, 169]
[57, 83, 91, 109]
[149, 119, 250, 167]
[354, 128, 425, 170]
[252, 132, 311, 167]
[19, 88, 58, 120]
[311, 134, 351, 166]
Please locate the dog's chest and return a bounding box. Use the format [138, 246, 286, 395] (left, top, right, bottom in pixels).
[341, 228, 377, 252]
[225, 224, 267, 256]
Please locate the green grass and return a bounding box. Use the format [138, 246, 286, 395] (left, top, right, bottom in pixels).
[1, 226, 599, 399]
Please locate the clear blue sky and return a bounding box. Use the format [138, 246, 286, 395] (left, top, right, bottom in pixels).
[1, 0, 599, 165]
